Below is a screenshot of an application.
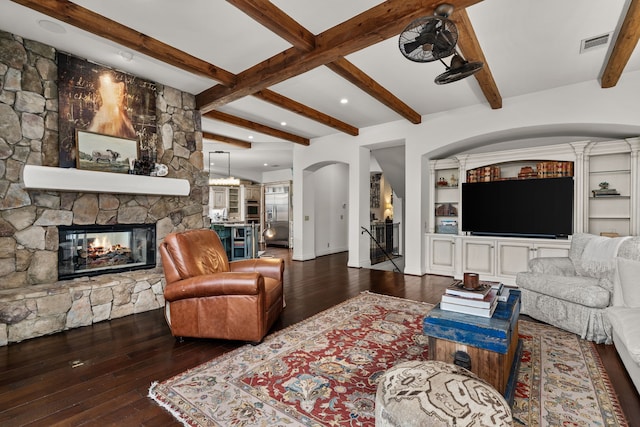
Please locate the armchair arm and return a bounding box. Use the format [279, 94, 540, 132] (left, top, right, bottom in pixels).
[229, 257, 284, 281]
[164, 272, 263, 302]
[528, 257, 576, 276]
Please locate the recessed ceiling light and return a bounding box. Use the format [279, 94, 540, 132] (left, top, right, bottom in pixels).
[248, 135, 254, 139]
[38, 20, 66, 34]
[340, 98, 349, 104]
[280, 121, 287, 126]
[264, 163, 268, 166]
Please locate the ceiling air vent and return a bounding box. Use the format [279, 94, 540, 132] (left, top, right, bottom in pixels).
[580, 33, 611, 53]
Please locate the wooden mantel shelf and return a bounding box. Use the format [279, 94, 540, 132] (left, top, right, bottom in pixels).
[22, 165, 191, 196]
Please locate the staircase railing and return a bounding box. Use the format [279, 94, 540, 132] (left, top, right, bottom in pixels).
[361, 226, 402, 273]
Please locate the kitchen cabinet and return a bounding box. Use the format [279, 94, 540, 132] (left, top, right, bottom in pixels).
[211, 224, 259, 260]
[244, 185, 261, 202]
[211, 187, 226, 209]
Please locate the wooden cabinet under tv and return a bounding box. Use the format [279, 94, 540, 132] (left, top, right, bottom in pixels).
[427, 228, 571, 286]
[426, 138, 640, 284]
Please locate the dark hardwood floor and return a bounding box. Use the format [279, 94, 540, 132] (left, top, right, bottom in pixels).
[1, 248, 638, 426]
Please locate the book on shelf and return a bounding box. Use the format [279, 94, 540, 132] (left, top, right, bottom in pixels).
[592, 189, 621, 197]
[441, 288, 499, 308]
[445, 280, 503, 300]
[439, 297, 499, 318]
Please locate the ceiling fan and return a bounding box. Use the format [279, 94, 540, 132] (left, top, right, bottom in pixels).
[398, 3, 484, 84]
[435, 54, 484, 84]
[398, 4, 458, 63]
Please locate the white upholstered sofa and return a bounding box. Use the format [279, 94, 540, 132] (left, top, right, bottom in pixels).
[606, 257, 640, 394]
[516, 233, 640, 344]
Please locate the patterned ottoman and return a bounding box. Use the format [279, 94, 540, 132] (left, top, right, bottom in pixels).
[375, 360, 512, 426]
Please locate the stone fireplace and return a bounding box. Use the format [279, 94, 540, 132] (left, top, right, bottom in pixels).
[58, 223, 156, 280]
[0, 32, 209, 346]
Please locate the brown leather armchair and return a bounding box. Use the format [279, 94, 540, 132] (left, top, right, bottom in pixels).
[159, 228, 284, 343]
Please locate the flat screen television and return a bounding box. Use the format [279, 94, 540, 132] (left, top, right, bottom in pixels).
[461, 177, 573, 239]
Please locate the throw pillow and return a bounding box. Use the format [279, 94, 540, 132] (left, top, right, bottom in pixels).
[614, 257, 640, 308]
[578, 236, 630, 288]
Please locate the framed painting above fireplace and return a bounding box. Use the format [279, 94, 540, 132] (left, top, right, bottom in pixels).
[76, 130, 138, 174]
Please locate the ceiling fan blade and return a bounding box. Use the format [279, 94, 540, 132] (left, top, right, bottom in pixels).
[404, 33, 437, 54]
[403, 21, 438, 54]
[432, 30, 457, 58]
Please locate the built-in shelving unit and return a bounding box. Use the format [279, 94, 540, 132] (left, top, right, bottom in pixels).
[425, 138, 640, 285]
[430, 159, 459, 235]
[586, 150, 632, 236]
[22, 165, 190, 196]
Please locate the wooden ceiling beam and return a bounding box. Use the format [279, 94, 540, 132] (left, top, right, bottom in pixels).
[226, 0, 315, 51]
[202, 132, 252, 149]
[253, 90, 359, 136]
[203, 110, 310, 146]
[197, 0, 483, 112]
[14, 0, 359, 138]
[230, 0, 422, 124]
[601, 0, 640, 88]
[10, 0, 237, 85]
[326, 58, 422, 124]
[453, 9, 502, 109]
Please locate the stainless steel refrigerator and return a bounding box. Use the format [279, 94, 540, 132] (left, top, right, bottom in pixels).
[264, 182, 291, 247]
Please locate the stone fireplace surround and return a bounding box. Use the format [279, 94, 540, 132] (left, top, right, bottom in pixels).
[0, 32, 209, 346]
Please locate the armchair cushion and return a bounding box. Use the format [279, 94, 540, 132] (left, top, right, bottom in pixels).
[163, 272, 263, 301]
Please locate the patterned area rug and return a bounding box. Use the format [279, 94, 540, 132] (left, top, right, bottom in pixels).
[149, 292, 627, 426]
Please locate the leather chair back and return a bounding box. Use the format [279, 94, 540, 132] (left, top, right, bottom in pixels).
[160, 229, 229, 284]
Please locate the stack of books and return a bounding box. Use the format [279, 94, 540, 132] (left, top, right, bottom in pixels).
[440, 280, 506, 318]
[592, 188, 620, 197]
[466, 166, 501, 183]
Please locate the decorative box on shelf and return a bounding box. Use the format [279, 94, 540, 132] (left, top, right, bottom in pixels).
[436, 219, 458, 234]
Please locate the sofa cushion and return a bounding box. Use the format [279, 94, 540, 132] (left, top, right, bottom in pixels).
[613, 257, 640, 308]
[516, 272, 609, 308]
[606, 307, 640, 365]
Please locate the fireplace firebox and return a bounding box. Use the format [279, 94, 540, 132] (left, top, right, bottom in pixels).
[58, 224, 156, 280]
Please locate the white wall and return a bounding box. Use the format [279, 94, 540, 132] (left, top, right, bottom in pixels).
[293, 70, 640, 275]
[313, 163, 349, 256]
[262, 168, 293, 183]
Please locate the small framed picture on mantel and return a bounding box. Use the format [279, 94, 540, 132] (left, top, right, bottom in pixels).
[75, 130, 138, 174]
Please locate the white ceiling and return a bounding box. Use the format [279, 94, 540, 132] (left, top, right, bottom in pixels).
[1, 0, 639, 180]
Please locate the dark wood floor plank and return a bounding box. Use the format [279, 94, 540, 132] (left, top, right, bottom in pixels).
[1, 248, 638, 426]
